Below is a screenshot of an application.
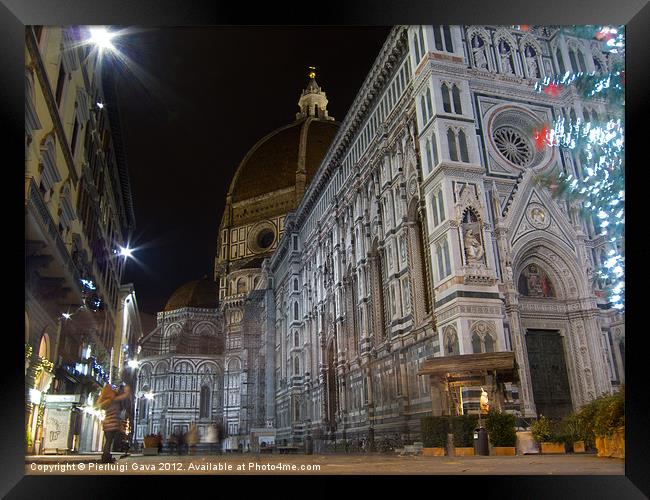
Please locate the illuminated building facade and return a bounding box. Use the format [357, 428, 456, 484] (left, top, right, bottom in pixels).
[265, 25, 624, 445]
[25, 26, 137, 454]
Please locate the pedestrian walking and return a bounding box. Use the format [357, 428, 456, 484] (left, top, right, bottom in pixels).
[98, 382, 131, 463]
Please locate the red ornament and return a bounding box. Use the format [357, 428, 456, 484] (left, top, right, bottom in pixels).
[595, 29, 615, 42]
[543, 83, 562, 97]
[533, 125, 553, 151]
[519, 25, 530, 32]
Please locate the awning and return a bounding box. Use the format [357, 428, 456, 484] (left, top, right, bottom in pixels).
[417, 351, 517, 382]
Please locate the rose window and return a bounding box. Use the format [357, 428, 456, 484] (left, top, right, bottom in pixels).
[493, 126, 533, 167]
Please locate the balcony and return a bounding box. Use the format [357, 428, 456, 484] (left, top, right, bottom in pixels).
[25, 176, 83, 306]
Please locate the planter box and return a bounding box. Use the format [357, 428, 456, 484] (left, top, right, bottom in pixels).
[143, 447, 159, 456]
[596, 427, 624, 458]
[493, 447, 516, 456]
[144, 437, 160, 448]
[541, 442, 566, 454]
[516, 430, 539, 455]
[454, 447, 475, 456]
[573, 441, 586, 454]
[422, 447, 445, 456]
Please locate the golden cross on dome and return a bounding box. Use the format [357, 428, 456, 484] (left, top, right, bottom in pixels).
[308, 66, 316, 79]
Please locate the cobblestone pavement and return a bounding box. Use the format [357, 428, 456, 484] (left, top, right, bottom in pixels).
[25, 453, 624, 475]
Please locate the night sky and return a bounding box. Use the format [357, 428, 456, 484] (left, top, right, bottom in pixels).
[114, 26, 392, 318]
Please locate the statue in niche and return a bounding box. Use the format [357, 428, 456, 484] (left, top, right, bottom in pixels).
[498, 40, 514, 75]
[471, 35, 489, 70]
[525, 46, 540, 78]
[462, 208, 484, 264]
[518, 263, 555, 297]
[464, 229, 484, 263]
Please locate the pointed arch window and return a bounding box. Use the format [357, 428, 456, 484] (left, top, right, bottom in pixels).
[577, 49, 587, 73]
[425, 87, 433, 119]
[420, 95, 428, 123]
[447, 128, 458, 162]
[293, 302, 299, 321]
[445, 327, 460, 355]
[556, 47, 566, 75]
[452, 85, 462, 114]
[437, 190, 445, 222]
[433, 26, 453, 52]
[442, 238, 451, 277]
[418, 26, 426, 58]
[425, 138, 433, 175]
[433, 26, 443, 51]
[413, 34, 421, 63]
[441, 84, 452, 113]
[199, 385, 211, 418]
[458, 130, 469, 162]
[431, 191, 440, 227]
[472, 333, 482, 353]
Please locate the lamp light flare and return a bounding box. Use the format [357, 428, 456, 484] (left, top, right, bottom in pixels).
[62, 312, 72, 320]
[119, 245, 133, 258]
[89, 27, 116, 51]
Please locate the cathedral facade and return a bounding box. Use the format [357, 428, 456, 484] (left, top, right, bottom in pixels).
[262, 25, 624, 445]
[136, 25, 624, 449]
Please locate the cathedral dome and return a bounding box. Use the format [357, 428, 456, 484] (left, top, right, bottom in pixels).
[163, 277, 219, 311]
[229, 117, 339, 203]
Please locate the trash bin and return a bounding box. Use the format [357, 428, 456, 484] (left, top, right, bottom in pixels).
[474, 427, 489, 456]
[304, 435, 313, 455]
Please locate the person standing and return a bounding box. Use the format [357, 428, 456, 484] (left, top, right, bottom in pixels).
[98, 383, 131, 463]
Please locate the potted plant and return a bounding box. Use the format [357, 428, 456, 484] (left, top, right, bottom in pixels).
[485, 410, 517, 455]
[450, 414, 478, 456]
[577, 387, 624, 458]
[420, 416, 448, 456]
[531, 416, 565, 454]
[560, 413, 586, 453]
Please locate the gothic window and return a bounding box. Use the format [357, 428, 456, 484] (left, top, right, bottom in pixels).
[556, 47, 566, 75]
[447, 128, 458, 161]
[293, 302, 299, 321]
[472, 332, 482, 353]
[442, 238, 451, 277]
[433, 25, 453, 52]
[293, 278, 299, 291]
[236, 278, 247, 294]
[294, 356, 300, 375]
[418, 26, 426, 55]
[484, 334, 494, 352]
[437, 190, 445, 223]
[452, 85, 462, 114]
[425, 87, 433, 120]
[425, 138, 433, 175]
[492, 126, 533, 167]
[420, 95, 428, 124]
[458, 130, 469, 162]
[294, 331, 299, 347]
[431, 192, 439, 227]
[199, 385, 211, 418]
[570, 108, 577, 124]
[441, 84, 452, 113]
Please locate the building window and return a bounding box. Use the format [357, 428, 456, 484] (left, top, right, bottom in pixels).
[447, 129, 458, 161]
[413, 33, 421, 64]
[451, 85, 462, 114]
[55, 64, 66, 108]
[70, 118, 79, 157]
[418, 26, 426, 58]
[441, 84, 452, 113]
[472, 333, 482, 353]
[458, 130, 469, 162]
[431, 192, 440, 227]
[556, 47, 566, 75]
[437, 190, 445, 223]
[433, 25, 453, 53]
[199, 385, 211, 418]
[425, 87, 433, 120]
[293, 302, 299, 321]
[293, 278, 299, 291]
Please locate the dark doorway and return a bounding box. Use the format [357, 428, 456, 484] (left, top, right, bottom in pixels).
[525, 329, 573, 420]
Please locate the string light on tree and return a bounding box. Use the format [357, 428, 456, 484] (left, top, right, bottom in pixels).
[533, 24, 624, 310]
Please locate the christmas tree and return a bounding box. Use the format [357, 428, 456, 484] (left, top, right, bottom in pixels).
[533, 25, 624, 310]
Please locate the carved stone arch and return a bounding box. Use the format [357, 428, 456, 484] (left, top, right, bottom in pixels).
[405, 196, 432, 321]
[460, 204, 485, 225]
[519, 34, 544, 79]
[37, 331, 50, 360]
[466, 26, 494, 72]
[443, 324, 460, 355]
[512, 238, 586, 300]
[166, 323, 182, 338]
[193, 321, 215, 336]
[470, 320, 497, 353]
[368, 238, 388, 342]
[493, 28, 521, 76]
